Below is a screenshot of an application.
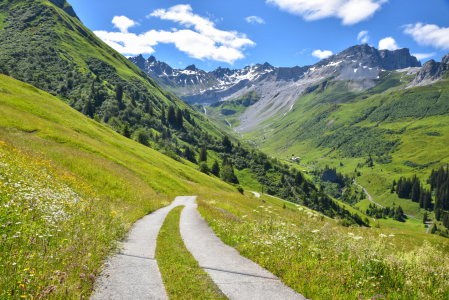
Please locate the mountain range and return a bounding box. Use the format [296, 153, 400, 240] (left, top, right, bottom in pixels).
[129, 44, 440, 132]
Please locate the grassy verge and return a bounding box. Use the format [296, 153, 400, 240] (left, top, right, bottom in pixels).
[0, 140, 124, 299]
[198, 193, 449, 300]
[155, 206, 227, 300]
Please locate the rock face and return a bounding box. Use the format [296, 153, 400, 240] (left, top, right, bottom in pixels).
[48, 0, 78, 19]
[411, 53, 449, 86]
[130, 45, 424, 132]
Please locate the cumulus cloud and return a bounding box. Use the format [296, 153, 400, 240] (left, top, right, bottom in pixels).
[266, 0, 387, 25]
[411, 53, 436, 60]
[246, 16, 266, 24]
[312, 50, 333, 59]
[112, 16, 139, 33]
[94, 5, 255, 64]
[403, 23, 449, 50]
[357, 30, 369, 43]
[379, 37, 399, 50]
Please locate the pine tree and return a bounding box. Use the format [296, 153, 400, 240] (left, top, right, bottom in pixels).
[160, 107, 166, 124]
[436, 208, 441, 221]
[184, 147, 195, 163]
[295, 172, 303, 185]
[115, 84, 123, 102]
[222, 135, 232, 149]
[411, 182, 420, 202]
[431, 223, 437, 234]
[199, 145, 207, 162]
[211, 160, 220, 176]
[122, 122, 131, 138]
[183, 109, 191, 123]
[423, 211, 427, 224]
[144, 97, 150, 114]
[82, 99, 95, 118]
[175, 108, 183, 127]
[167, 106, 176, 125]
[131, 93, 137, 107]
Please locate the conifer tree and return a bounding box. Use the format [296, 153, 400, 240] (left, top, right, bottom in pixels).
[175, 108, 183, 127]
[211, 160, 220, 177]
[199, 145, 207, 162]
[295, 171, 303, 185]
[115, 84, 123, 102]
[167, 106, 176, 125]
[222, 135, 232, 150]
[160, 107, 166, 124]
[423, 211, 427, 224]
[122, 122, 131, 138]
[131, 93, 137, 107]
[83, 99, 95, 118]
[144, 97, 150, 114]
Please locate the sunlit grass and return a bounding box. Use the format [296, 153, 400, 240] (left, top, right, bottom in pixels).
[156, 206, 227, 300]
[198, 193, 449, 299]
[0, 140, 124, 299]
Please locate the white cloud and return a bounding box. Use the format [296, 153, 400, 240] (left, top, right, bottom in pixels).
[94, 5, 255, 64]
[300, 48, 311, 54]
[357, 30, 369, 43]
[246, 16, 266, 24]
[378, 37, 399, 50]
[312, 50, 333, 59]
[411, 52, 436, 60]
[266, 0, 387, 25]
[112, 16, 139, 33]
[403, 23, 449, 50]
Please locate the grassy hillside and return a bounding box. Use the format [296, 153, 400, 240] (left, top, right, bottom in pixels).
[0, 74, 239, 298]
[239, 72, 449, 225]
[1, 72, 449, 299]
[198, 191, 449, 299]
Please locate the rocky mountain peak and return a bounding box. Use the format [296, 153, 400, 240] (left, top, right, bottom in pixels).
[411, 53, 449, 86]
[443, 54, 449, 65]
[148, 55, 156, 64]
[185, 64, 197, 71]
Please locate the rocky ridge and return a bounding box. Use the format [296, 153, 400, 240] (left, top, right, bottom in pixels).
[131, 45, 426, 132]
[411, 53, 449, 86]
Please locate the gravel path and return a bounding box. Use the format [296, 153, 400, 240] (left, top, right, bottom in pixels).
[180, 196, 306, 300]
[91, 197, 190, 300]
[250, 191, 261, 198]
[353, 180, 421, 222]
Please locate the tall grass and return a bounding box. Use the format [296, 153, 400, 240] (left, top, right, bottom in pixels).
[198, 194, 449, 299]
[0, 140, 126, 299]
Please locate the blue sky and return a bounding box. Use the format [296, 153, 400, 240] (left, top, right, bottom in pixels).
[70, 0, 449, 71]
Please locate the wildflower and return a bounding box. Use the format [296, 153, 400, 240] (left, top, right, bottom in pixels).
[312, 230, 320, 233]
[379, 234, 387, 238]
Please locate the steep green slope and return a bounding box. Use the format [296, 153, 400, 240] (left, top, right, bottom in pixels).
[0, 0, 320, 209]
[0, 74, 240, 298]
[242, 71, 449, 226]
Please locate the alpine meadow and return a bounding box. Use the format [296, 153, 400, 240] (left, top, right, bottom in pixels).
[1, 0, 449, 299]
